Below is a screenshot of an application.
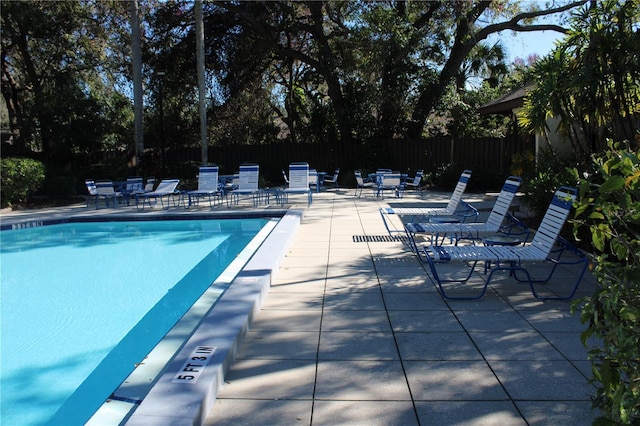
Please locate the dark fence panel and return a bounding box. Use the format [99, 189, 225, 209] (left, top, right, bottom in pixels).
[164, 135, 533, 186]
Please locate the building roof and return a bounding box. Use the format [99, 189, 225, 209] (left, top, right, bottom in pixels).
[478, 83, 536, 115]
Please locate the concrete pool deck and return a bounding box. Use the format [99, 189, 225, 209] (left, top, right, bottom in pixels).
[1, 189, 600, 424]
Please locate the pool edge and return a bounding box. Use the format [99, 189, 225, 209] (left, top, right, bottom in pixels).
[121, 209, 303, 425]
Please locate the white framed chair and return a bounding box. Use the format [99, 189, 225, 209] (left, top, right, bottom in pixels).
[323, 168, 340, 189]
[380, 170, 472, 234]
[95, 180, 123, 209]
[418, 187, 588, 300]
[186, 166, 223, 208]
[135, 179, 181, 211]
[282, 162, 312, 206]
[354, 171, 374, 197]
[227, 163, 261, 207]
[405, 176, 522, 246]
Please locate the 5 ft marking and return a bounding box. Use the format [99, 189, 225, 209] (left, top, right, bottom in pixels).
[172, 346, 217, 384]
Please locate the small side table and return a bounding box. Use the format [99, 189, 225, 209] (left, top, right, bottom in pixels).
[483, 235, 523, 273]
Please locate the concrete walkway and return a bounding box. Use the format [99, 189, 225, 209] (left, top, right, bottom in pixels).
[1, 189, 600, 425]
[203, 190, 599, 425]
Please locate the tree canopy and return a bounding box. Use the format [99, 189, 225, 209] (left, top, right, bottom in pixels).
[1, 0, 590, 173]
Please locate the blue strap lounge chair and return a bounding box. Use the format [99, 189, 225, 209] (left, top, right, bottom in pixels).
[135, 179, 181, 211]
[282, 162, 312, 206]
[380, 170, 474, 234]
[95, 180, 123, 209]
[85, 179, 98, 208]
[227, 164, 261, 207]
[418, 186, 588, 300]
[405, 176, 522, 247]
[186, 166, 223, 208]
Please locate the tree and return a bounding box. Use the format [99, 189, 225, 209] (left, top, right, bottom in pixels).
[519, 0, 640, 167]
[1, 0, 134, 171]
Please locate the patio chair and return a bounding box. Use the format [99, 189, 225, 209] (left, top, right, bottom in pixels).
[135, 179, 181, 211]
[85, 179, 98, 208]
[95, 180, 123, 209]
[377, 172, 404, 198]
[186, 166, 223, 208]
[282, 162, 312, 206]
[309, 169, 319, 193]
[144, 177, 156, 193]
[405, 176, 522, 247]
[227, 163, 262, 207]
[323, 168, 340, 189]
[404, 170, 424, 191]
[354, 170, 374, 197]
[122, 176, 144, 205]
[380, 170, 473, 234]
[418, 186, 589, 300]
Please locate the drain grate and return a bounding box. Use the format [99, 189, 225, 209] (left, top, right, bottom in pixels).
[352, 234, 408, 243]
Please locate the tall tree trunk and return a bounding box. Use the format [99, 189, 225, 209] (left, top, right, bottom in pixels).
[195, 0, 208, 164]
[131, 0, 144, 167]
[308, 2, 354, 146]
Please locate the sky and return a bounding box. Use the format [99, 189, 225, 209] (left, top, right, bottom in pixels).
[496, 29, 567, 64]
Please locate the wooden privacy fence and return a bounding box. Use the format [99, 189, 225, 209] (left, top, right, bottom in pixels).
[170, 135, 533, 182]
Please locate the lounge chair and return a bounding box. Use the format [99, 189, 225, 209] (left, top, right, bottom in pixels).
[405, 176, 522, 246]
[135, 179, 181, 211]
[354, 170, 374, 197]
[85, 179, 98, 208]
[186, 166, 223, 208]
[227, 163, 262, 207]
[282, 162, 312, 206]
[380, 170, 473, 234]
[144, 177, 156, 192]
[122, 176, 144, 205]
[324, 168, 340, 189]
[418, 186, 588, 300]
[95, 180, 123, 209]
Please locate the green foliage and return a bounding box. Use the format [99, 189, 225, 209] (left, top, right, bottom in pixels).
[569, 141, 640, 424]
[514, 150, 577, 226]
[518, 0, 640, 167]
[0, 158, 46, 208]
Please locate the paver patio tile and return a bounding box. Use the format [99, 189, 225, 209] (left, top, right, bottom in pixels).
[320, 310, 392, 332]
[415, 401, 526, 425]
[388, 310, 464, 332]
[315, 360, 411, 400]
[312, 401, 418, 425]
[318, 331, 399, 360]
[468, 332, 565, 360]
[216, 358, 316, 399]
[236, 331, 320, 360]
[488, 360, 594, 400]
[515, 401, 598, 425]
[404, 360, 509, 400]
[206, 399, 312, 425]
[396, 332, 483, 361]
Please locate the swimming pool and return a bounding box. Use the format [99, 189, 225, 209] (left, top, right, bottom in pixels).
[0, 217, 272, 425]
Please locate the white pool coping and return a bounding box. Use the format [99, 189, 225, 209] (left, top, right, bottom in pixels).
[83, 209, 302, 425]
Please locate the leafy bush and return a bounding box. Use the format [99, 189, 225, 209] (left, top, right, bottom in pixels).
[0, 157, 46, 208]
[569, 141, 640, 425]
[514, 151, 578, 227]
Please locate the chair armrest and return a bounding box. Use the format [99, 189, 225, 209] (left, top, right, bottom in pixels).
[454, 201, 479, 223]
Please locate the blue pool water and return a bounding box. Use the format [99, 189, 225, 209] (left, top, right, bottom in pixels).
[0, 218, 268, 425]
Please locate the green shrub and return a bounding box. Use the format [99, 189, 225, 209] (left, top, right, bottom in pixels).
[0, 158, 46, 208]
[570, 141, 640, 425]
